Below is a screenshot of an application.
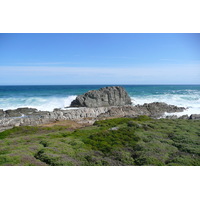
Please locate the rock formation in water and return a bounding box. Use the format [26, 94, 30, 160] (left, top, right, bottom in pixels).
[70, 86, 132, 107]
[0, 86, 193, 132]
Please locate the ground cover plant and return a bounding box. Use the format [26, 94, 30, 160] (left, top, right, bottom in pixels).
[0, 116, 200, 166]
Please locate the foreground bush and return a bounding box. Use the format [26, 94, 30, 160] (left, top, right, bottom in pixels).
[0, 117, 200, 166]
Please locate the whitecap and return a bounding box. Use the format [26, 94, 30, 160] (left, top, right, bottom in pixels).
[131, 91, 200, 115]
[0, 95, 77, 111]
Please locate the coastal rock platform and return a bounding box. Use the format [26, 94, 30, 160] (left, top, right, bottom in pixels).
[0, 102, 186, 132]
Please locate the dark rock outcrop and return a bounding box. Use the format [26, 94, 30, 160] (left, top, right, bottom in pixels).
[98, 102, 185, 119]
[189, 114, 200, 120]
[5, 109, 22, 117]
[70, 86, 132, 107]
[5, 107, 39, 117]
[136, 102, 185, 118]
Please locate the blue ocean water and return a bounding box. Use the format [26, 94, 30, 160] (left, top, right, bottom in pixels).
[0, 85, 200, 115]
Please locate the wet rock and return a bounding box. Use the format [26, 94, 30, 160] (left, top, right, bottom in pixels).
[70, 86, 132, 107]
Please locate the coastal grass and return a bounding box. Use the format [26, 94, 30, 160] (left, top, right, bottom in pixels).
[0, 116, 200, 166]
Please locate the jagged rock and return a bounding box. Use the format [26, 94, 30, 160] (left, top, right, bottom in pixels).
[136, 102, 185, 117]
[70, 86, 132, 107]
[189, 114, 200, 120]
[97, 103, 185, 119]
[0, 102, 186, 132]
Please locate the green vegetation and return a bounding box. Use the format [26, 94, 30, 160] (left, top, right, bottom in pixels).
[0, 116, 200, 166]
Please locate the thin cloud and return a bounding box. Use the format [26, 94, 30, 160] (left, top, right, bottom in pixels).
[1, 64, 199, 84]
[16, 62, 80, 66]
[160, 58, 178, 61]
[90, 55, 136, 59]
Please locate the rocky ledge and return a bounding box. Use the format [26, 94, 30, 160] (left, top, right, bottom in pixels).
[0, 102, 187, 132]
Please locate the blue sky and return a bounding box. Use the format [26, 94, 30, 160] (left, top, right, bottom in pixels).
[0, 33, 199, 85]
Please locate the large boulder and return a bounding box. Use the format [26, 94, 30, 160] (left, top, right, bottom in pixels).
[70, 86, 132, 108]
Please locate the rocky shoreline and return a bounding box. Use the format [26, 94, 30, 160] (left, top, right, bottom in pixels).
[1, 86, 200, 132]
[1, 102, 199, 132]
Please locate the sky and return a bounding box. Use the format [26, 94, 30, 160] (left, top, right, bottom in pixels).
[0, 33, 200, 85]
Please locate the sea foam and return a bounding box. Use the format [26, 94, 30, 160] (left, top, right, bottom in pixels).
[132, 91, 200, 116]
[1, 86, 200, 116]
[0, 95, 77, 111]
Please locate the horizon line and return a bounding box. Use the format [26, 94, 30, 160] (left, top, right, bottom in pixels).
[0, 84, 200, 86]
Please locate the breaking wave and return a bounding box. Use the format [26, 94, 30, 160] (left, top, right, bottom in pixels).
[131, 90, 200, 116]
[0, 95, 77, 111]
[1, 86, 200, 116]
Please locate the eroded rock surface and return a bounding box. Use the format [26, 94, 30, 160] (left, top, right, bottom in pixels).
[70, 86, 132, 107]
[0, 102, 187, 132]
[136, 102, 185, 118]
[98, 102, 185, 119]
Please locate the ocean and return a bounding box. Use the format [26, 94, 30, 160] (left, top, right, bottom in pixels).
[0, 85, 200, 116]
